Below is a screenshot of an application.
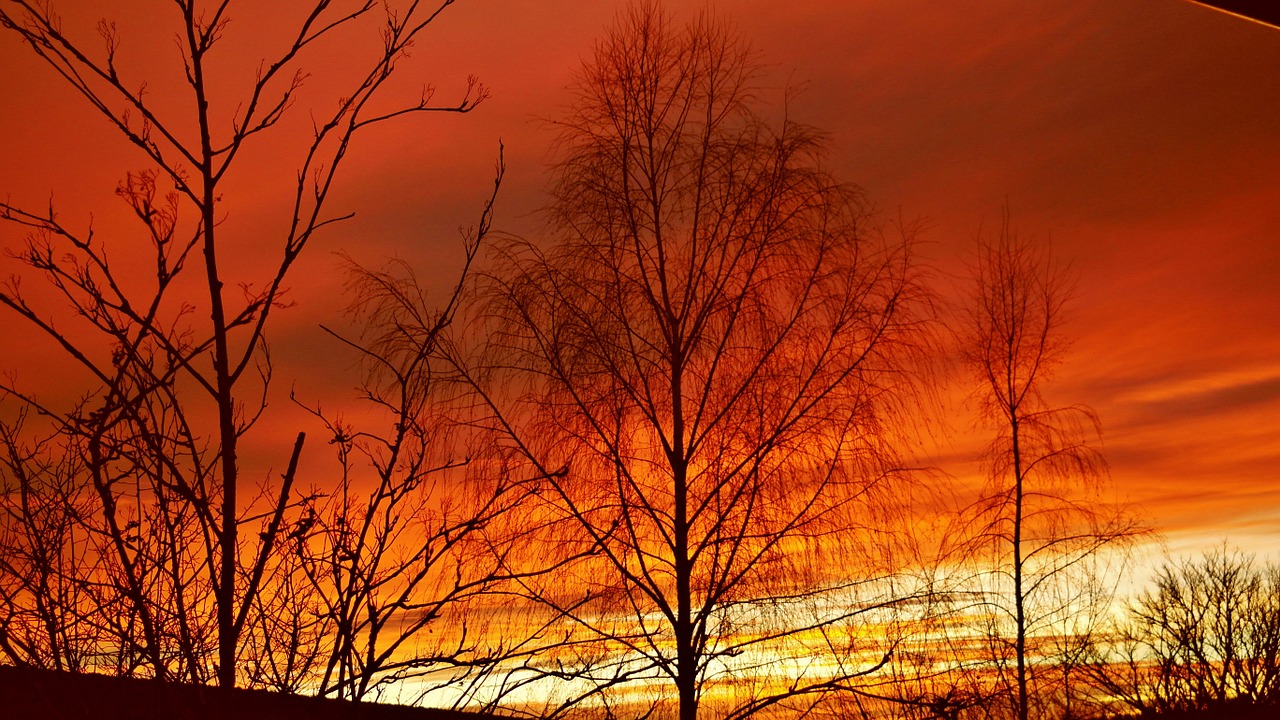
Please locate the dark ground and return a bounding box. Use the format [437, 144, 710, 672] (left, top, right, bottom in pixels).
[0, 665, 503, 720]
[1119, 702, 1280, 720]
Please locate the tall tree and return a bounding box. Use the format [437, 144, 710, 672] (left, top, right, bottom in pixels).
[467, 5, 928, 718]
[0, 0, 483, 688]
[959, 214, 1140, 720]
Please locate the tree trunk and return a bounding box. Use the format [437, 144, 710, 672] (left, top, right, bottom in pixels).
[184, 17, 241, 687]
[1011, 414, 1028, 720]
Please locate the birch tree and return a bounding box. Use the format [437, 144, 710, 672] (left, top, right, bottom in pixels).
[470, 5, 929, 718]
[959, 216, 1141, 720]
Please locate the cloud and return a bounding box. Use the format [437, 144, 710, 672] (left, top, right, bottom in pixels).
[1117, 366, 1280, 422]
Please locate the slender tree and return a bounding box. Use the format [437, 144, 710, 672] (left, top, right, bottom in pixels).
[0, 0, 484, 687]
[463, 5, 929, 718]
[958, 214, 1141, 720]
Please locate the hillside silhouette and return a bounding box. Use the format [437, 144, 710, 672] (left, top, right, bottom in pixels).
[0, 665, 502, 720]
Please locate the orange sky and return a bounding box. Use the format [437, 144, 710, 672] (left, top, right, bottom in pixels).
[1, 0, 1277, 569]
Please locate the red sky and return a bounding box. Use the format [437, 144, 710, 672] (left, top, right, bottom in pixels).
[1, 0, 1278, 566]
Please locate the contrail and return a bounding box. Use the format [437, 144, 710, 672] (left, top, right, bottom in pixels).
[1188, 1, 1280, 30]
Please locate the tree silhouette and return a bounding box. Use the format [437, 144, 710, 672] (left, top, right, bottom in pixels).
[458, 4, 930, 718]
[279, 163, 570, 705]
[0, 0, 484, 688]
[1087, 547, 1280, 716]
[955, 214, 1142, 720]
[0, 409, 98, 671]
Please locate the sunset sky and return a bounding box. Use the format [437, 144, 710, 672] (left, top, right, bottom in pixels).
[1, 0, 1277, 574]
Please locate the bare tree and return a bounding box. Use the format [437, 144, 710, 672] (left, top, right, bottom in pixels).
[0, 0, 484, 688]
[956, 213, 1142, 720]
[1087, 547, 1280, 716]
[278, 162, 560, 705]
[306, 154, 619, 711]
[0, 407, 99, 671]
[459, 5, 930, 718]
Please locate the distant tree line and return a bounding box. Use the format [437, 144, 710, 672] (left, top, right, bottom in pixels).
[1087, 548, 1280, 718]
[0, 2, 1274, 720]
